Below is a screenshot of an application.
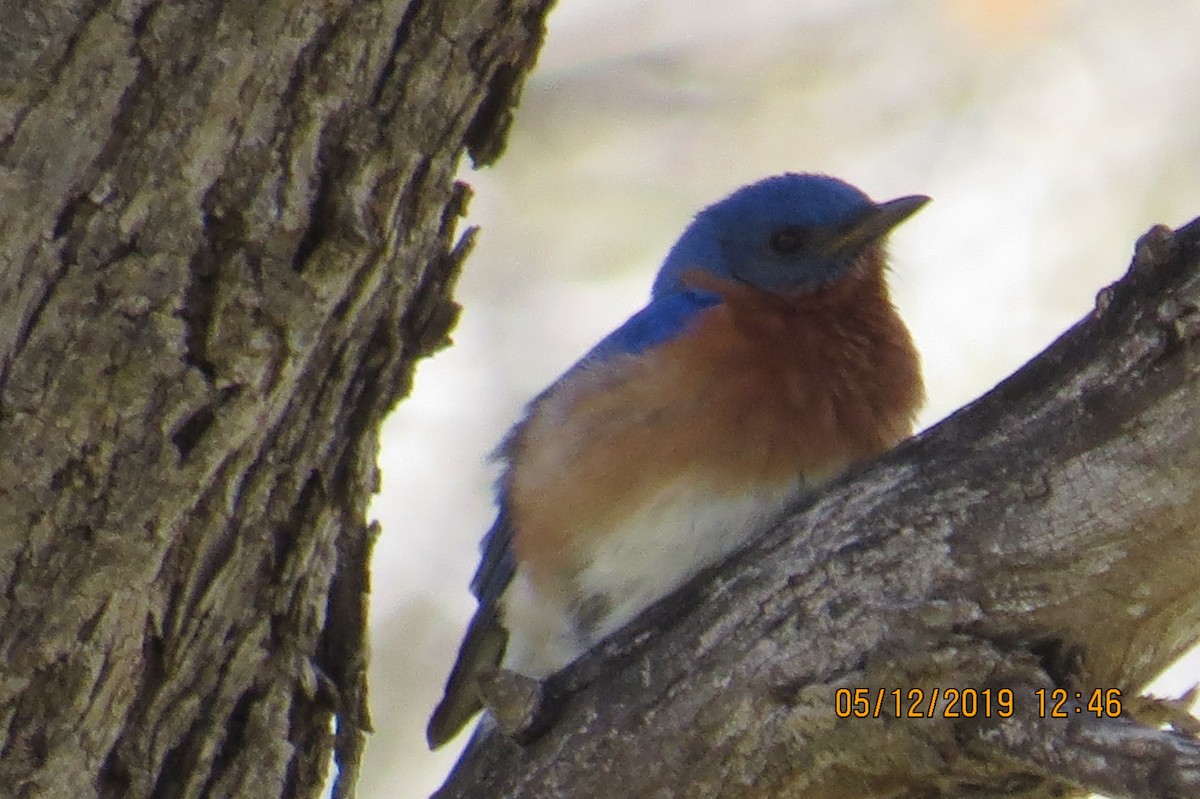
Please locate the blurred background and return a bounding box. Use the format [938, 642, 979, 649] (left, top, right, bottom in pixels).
[363, 1, 1200, 795]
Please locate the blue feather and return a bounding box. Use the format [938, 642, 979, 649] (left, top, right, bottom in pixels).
[471, 507, 515, 607]
[580, 288, 722, 362]
[653, 173, 875, 295]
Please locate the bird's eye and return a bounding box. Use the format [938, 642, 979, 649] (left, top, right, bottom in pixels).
[768, 226, 810, 255]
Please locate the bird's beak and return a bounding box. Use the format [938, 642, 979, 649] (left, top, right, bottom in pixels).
[825, 194, 930, 254]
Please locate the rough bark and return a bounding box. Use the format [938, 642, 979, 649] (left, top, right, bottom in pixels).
[0, 1, 553, 798]
[435, 221, 1200, 799]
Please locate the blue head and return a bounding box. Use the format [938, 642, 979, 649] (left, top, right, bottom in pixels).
[652, 173, 928, 296]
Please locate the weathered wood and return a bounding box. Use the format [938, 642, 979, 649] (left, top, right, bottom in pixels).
[435, 222, 1200, 798]
[0, 1, 553, 797]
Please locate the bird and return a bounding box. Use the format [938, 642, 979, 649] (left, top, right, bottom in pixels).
[426, 172, 928, 749]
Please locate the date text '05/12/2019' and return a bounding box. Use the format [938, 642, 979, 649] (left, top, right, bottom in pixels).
[833, 687, 1124, 720]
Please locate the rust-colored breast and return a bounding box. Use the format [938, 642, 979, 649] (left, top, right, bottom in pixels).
[506, 260, 924, 592]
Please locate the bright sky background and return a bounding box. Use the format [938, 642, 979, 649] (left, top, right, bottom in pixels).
[361, 2, 1200, 796]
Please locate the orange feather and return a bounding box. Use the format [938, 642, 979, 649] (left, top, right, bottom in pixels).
[505, 245, 923, 594]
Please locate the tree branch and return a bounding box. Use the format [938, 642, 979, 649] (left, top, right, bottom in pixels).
[435, 220, 1200, 798]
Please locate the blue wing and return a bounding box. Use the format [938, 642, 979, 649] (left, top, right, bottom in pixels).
[427, 287, 723, 747]
[470, 504, 515, 606]
[576, 286, 722, 364]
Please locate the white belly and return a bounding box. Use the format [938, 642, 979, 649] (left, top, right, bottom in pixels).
[499, 474, 801, 677]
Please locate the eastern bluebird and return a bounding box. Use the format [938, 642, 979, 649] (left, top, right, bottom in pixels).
[426, 173, 928, 748]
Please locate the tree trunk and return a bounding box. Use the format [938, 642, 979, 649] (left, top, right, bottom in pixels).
[0, 1, 552, 797]
[435, 222, 1200, 798]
